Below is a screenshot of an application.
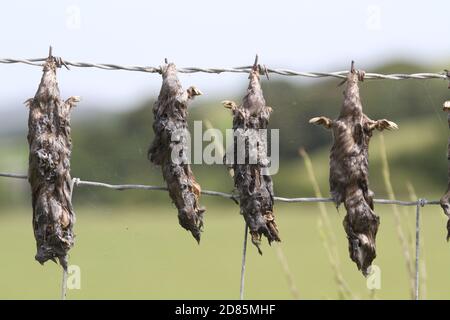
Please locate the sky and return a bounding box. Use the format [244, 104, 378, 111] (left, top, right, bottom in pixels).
[0, 0, 449, 115]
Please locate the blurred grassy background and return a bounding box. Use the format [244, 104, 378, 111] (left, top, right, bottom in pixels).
[0, 203, 449, 299]
[1, 60, 450, 299]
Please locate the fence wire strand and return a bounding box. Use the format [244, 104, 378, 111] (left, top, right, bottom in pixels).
[0, 171, 438, 300]
[0, 172, 441, 206]
[1, 57, 449, 80]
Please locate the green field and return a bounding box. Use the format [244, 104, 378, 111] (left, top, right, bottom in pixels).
[0, 199, 449, 300]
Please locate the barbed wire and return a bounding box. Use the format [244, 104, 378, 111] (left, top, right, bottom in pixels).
[0, 57, 449, 80]
[1, 53, 446, 301]
[0, 172, 440, 206]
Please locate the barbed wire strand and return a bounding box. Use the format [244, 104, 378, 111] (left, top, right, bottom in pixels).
[0, 57, 449, 80]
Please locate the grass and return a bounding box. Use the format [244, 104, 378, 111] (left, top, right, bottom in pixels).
[0, 199, 449, 299]
[300, 148, 356, 299]
[379, 133, 415, 299]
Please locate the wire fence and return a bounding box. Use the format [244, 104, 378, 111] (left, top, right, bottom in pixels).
[0, 171, 439, 300]
[0, 53, 448, 300]
[0, 172, 439, 206]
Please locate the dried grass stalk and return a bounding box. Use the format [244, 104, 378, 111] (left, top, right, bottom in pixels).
[440, 101, 450, 241]
[309, 62, 398, 275]
[26, 54, 79, 270]
[299, 148, 355, 299]
[380, 135, 415, 298]
[223, 56, 280, 254]
[406, 182, 427, 299]
[148, 62, 204, 242]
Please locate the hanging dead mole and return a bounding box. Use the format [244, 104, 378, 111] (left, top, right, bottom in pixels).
[440, 100, 450, 241]
[223, 56, 280, 254]
[309, 61, 398, 276]
[148, 61, 205, 243]
[25, 50, 79, 270]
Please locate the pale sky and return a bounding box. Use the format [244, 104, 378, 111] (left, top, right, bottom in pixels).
[0, 0, 449, 114]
